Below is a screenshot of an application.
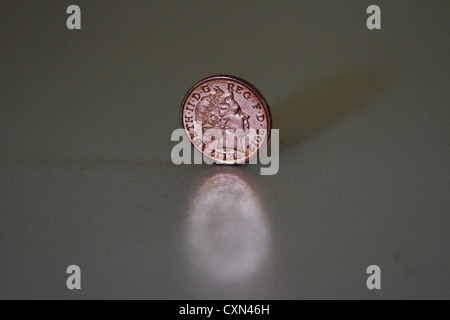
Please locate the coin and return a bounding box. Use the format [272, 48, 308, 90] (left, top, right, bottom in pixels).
[180, 75, 272, 164]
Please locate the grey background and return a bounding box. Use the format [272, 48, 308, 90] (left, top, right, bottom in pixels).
[0, 1, 449, 299]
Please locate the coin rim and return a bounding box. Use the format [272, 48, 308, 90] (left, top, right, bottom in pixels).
[179, 75, 272, 165]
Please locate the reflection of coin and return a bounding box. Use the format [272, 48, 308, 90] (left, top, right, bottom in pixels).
[185, 172, 270, 282]
[180, 75, 271, 164]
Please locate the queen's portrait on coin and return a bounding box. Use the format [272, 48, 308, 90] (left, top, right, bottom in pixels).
[194, 86, 252, 157]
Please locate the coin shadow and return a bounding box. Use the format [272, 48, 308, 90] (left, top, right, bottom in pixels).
[275, 65, 394, 152]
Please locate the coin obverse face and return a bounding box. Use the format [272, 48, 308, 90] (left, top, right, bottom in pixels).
[180, 75, 272, 164]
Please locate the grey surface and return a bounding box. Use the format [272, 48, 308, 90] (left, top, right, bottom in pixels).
[0, 1, 449, 299]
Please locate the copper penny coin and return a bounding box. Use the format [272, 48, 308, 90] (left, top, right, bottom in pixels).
[180, 75, 272, 164]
